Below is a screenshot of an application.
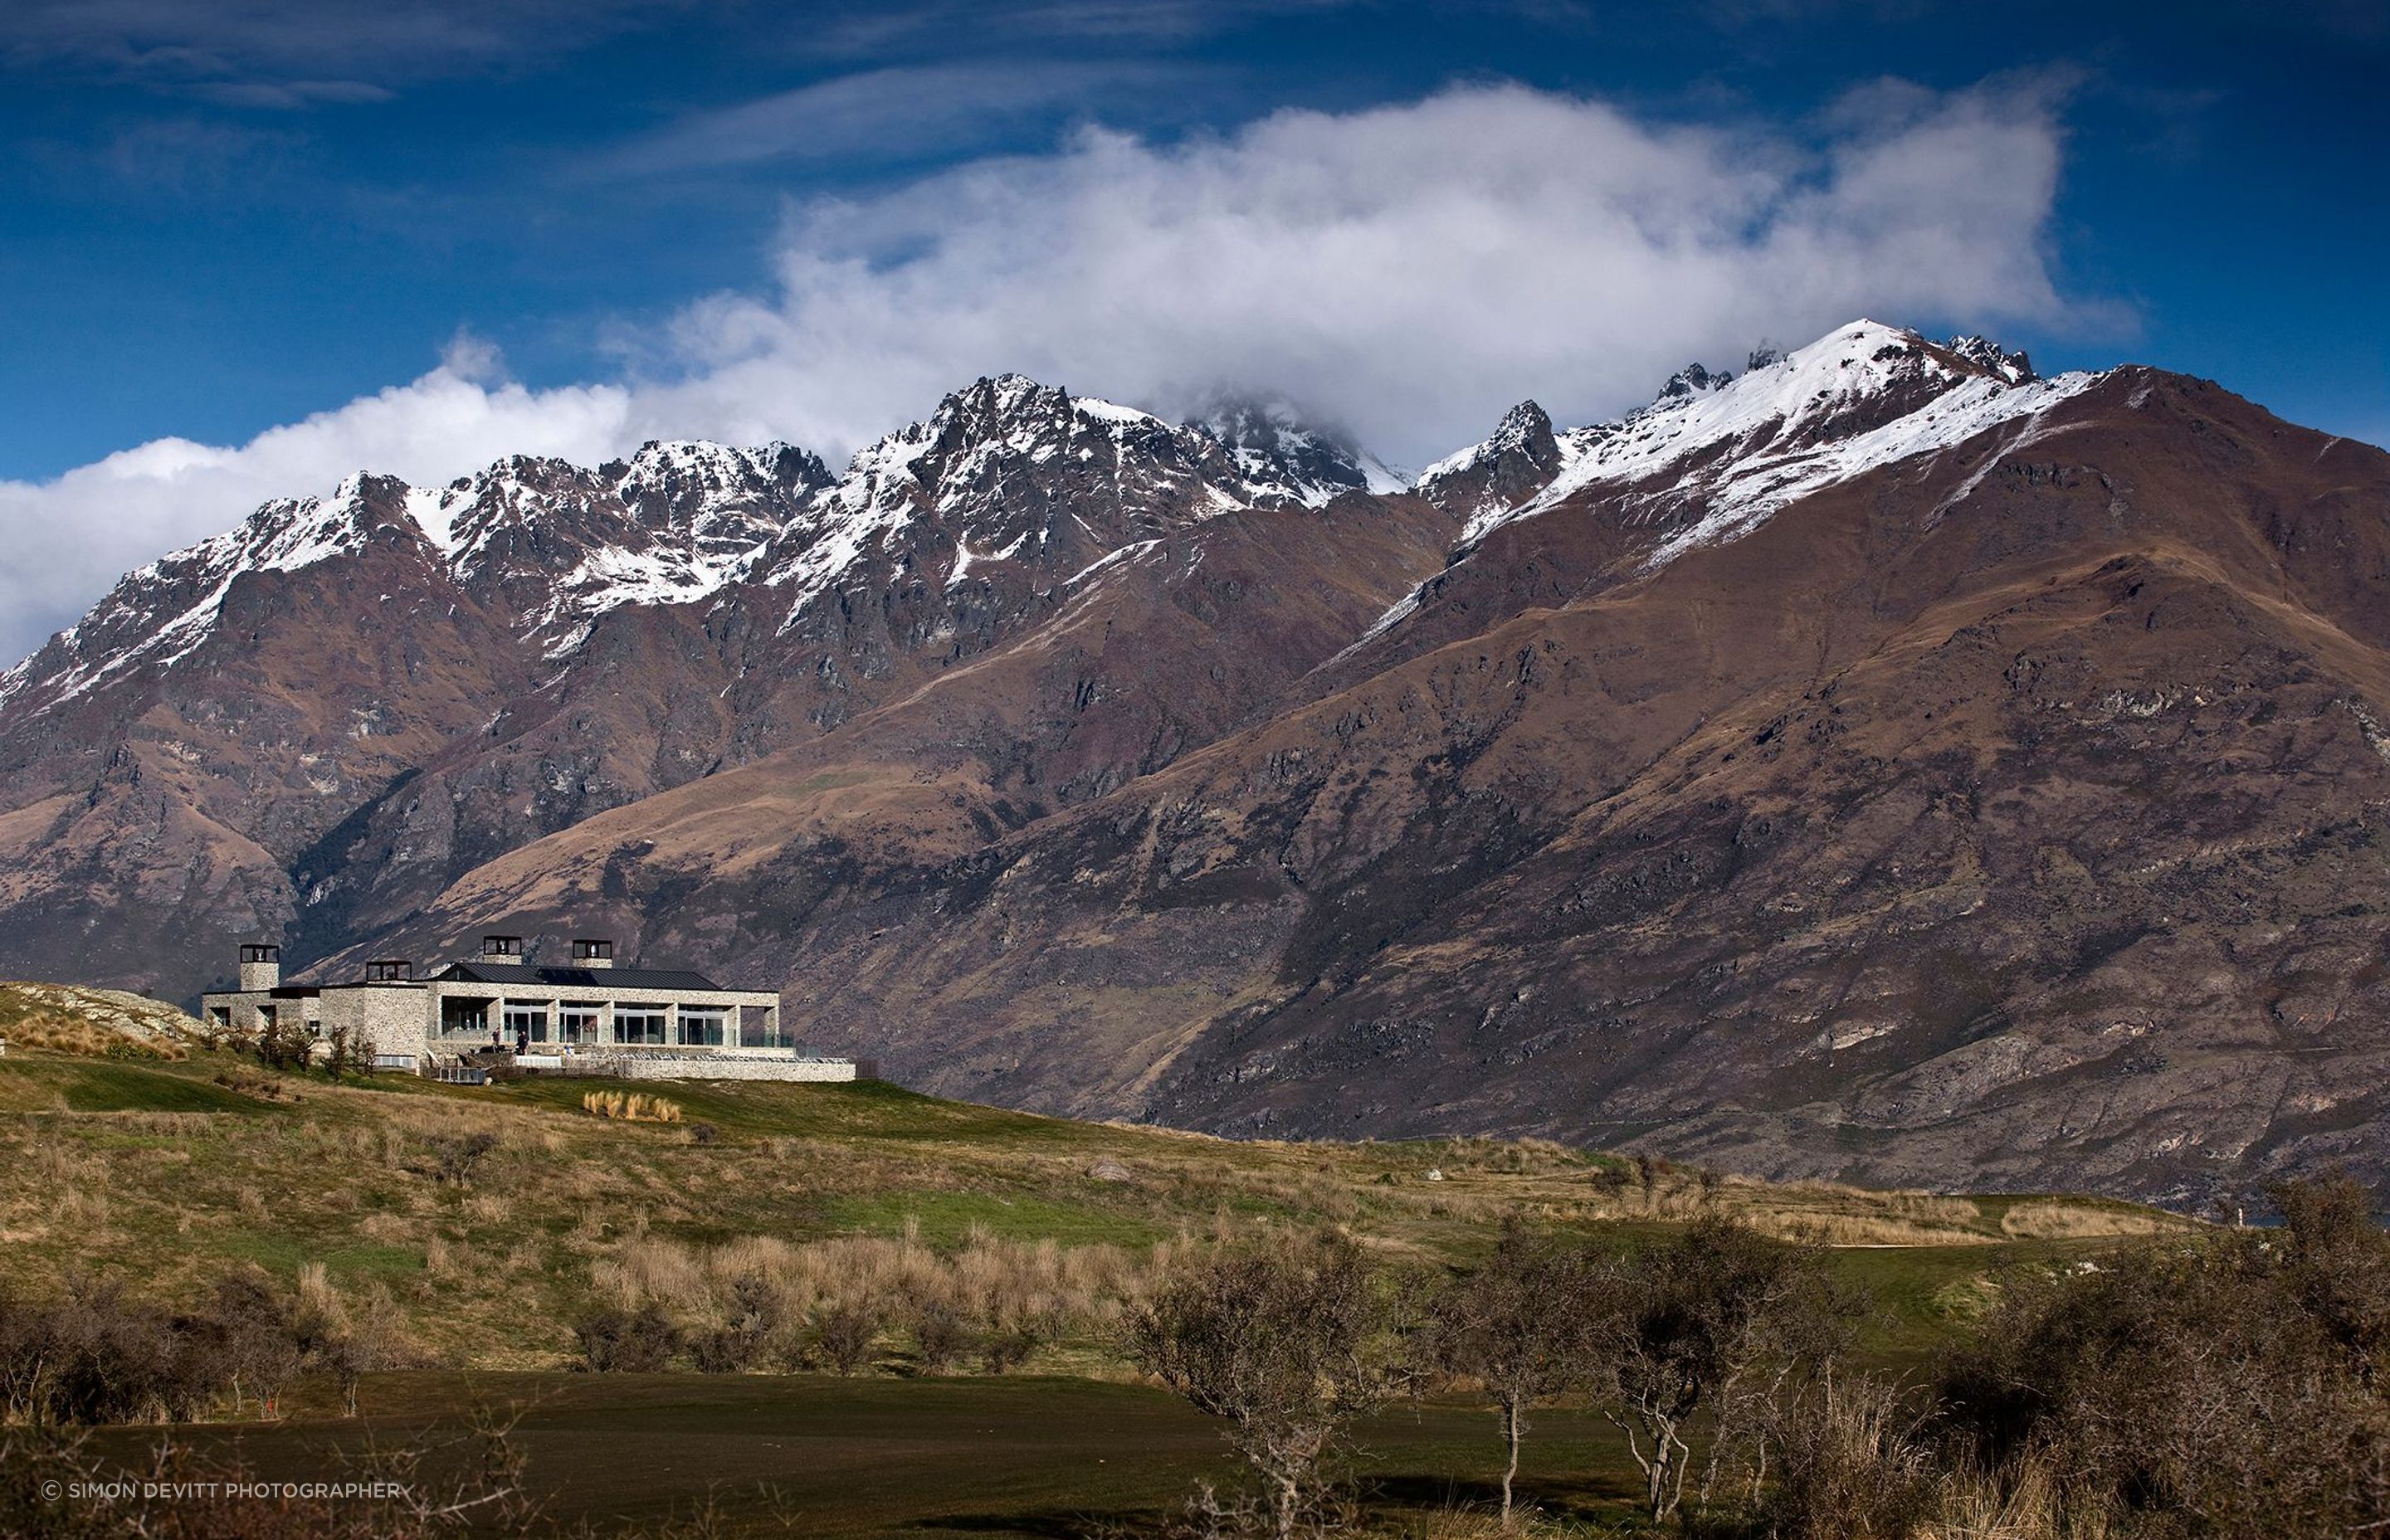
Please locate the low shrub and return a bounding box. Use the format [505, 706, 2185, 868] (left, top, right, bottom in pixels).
[572, 1302, 680, 1373]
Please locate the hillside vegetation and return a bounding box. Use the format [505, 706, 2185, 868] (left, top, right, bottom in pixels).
[0, 1042, 2178, 1370]
[0, 1022, 2231, 1538]
[0, 980, 209, 1060]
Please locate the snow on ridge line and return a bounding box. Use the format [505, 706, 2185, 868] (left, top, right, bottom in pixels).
[1071, 396, 1163, 427]
[1633, 367, 2101, 568]
[1460, 321, 2095, 547]
[1338, 365, 2101, 680]
[16, 329, 2062, 716]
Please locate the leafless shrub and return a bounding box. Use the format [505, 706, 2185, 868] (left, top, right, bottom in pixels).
[811, 1301, 880, 1376]
[1931, 1173, 2390, 1538]
[1427, 1219, 1588, 1527]
[1127, 1230, 1408, 1540]
[413, 1131, 500, 1187]
[910, 1301, 974, 1374]
[572, 1301, 679, 1372]
[1579, 1215, 1856, 1523]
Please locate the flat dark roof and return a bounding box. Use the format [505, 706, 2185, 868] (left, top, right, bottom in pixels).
[430, 962, 730, 992]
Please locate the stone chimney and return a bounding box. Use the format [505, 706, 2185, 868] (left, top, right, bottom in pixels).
[480, 935, 523, 960]
[571, 938, 614, 970]
[238, 943, 281, 992]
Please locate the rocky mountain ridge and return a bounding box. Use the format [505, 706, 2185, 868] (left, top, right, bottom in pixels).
[5, 319, 2387, 1206]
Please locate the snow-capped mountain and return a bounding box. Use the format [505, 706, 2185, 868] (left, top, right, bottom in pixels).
[1418, 321, 2073, 555]
[9, 318, 2388, 1205]
[0, 365, 1439, 995]
[0, 376, 1393, 719]
[1184, 392, 1409, 507]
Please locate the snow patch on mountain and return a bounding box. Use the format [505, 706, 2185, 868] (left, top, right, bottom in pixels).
[1459, 322, 2097, 554]
[0, 324, 2085, 728]
[1, 482, 402, 714]
[1188, 393, 1406, 507]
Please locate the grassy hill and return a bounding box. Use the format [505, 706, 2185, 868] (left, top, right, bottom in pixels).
[0, 979, 212, 1060]
[0, 1031, 2189, 1536]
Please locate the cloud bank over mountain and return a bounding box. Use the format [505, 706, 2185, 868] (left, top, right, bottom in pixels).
[0, 78, 2080, 662]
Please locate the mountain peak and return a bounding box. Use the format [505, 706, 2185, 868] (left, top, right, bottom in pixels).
[1944, 334, 2037, 384]
[1186, 390, 1404, 505]
[1493, 399, 1554, 444]
[1469, 318, 2096, 558]
[1655, 362, 1734, 402]
[1416, 398, 1564, 519]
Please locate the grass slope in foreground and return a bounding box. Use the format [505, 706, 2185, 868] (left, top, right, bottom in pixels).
[0, 1039, 2183, 1536]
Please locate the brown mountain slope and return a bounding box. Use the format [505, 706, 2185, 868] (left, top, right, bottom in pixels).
[369, 364, 2390, 1206]
[0, 383, 1406, 991]
[0, 496, 533, 992]
[322, 490, 1458, 974]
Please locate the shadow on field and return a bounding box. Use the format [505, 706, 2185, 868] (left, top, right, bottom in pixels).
[911, 1510, 1140, 1537]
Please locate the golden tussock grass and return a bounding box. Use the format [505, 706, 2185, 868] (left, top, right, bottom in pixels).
[1998, 1200, 2180, 1240]
[582, 1090, 683, 1123]
[594, 1227, 1173, 1357]
[0, 1013, 187, 1060]
[1753, 1211, 1997, 1248]
[1920, 1456, 2112, 1540]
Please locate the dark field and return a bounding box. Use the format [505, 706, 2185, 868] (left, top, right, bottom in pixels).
[0, 1045, 2184, 1534]
[80, 1372, 1643, 1538]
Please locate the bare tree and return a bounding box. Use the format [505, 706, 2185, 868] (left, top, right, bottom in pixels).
[1128, 1231, 1406, 1540]
[1938, 1187, 2390, 1537]
[1428, 1219, 1585, 1527]
[811, 1300, 880, 1376]
[1581, 1215, 1844, 1522]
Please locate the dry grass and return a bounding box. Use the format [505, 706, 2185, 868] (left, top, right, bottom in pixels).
[0, 1044, 2192, 1375]
[1375, 1503, 1629, 1538]
[1757, 1212, 1997, 1248]
[0, 982, 207, 1059]
[1997, 1200, 2181, 1240]
[593, 1227, 1171, 1370]
[1922, 1457, 2111, 1540]
[0, 1014, 185, 1060]
[582, 1090, 683, 1123]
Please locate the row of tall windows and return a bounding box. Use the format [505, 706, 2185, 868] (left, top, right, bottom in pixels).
[440, 997, 739, 1046]
[613, 1007, 668, 1045]
[677, 1006, 727, 1047]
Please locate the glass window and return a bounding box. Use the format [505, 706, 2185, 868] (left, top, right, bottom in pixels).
[677, 1006, 727, 1047]
[558, 1003, 601, 1044]
[502, 1001, 550, 1043]
[440, 997, 492, 1037]
[257, 1004, 277, 1028]
[209, 1006, 231, 1027]
[613, 1007, 666, 1046]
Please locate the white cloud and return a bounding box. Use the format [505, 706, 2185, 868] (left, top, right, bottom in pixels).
[0, 79, 2084, 664]
[607, 61, 1195, 175]
[631, 76, 2078, 461]
[0, 359, 632, 661]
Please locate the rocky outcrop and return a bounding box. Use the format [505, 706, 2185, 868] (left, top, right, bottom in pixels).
[6, 320, 2388, 1206]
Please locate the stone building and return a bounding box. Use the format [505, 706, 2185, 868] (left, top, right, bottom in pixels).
[200, 936, 853, 1082]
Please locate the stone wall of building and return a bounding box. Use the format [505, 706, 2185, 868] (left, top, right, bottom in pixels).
[612, 1055, 857, 1083]
[316, 987, 434, 1057]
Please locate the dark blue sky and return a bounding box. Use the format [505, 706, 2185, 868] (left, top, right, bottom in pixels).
[0, 0, 2383, 482]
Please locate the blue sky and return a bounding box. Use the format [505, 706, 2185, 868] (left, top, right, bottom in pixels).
[0, 0, 2384, 657]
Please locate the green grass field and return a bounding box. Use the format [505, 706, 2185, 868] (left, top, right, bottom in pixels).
[0, 1045, 2185, 1534]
